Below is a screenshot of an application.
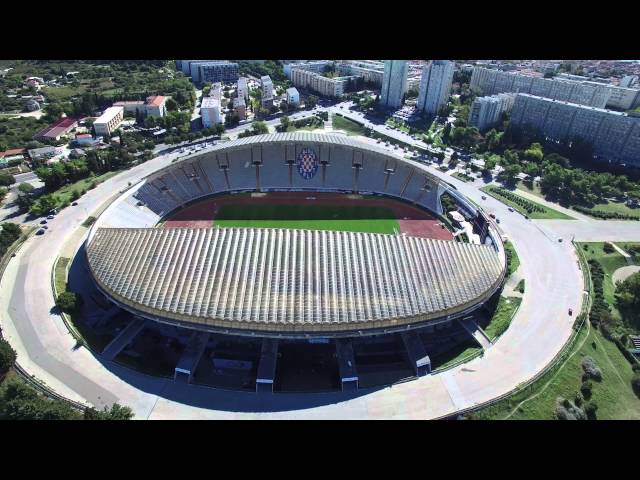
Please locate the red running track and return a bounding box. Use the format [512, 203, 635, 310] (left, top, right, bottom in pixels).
[163, 192, 453, 240]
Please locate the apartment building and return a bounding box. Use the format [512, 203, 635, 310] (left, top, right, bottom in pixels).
[468, 93, 515, 132]
[416, 60, 454, 116]
[510, 93, 640, 166]
[93, 106, 124, 137]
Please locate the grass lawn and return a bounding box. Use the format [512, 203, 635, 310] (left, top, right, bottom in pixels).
[481, 185, 574, 220]
[580, 201, 640, 219]
[54, 257, 70, 295]
[504, 241, 520, 277]
[331, 114, 367, 136]
[42, 85, 87, 101]
[518, 181, 640, 220]
[578, 242, 630, 307]
[484, 297, 522, 341]
[452, 172, 473, 183]
[214, 203, 400, 234]
[53, 171, 120, 207]
[432, 343, 482, 372]
[476, 326, 640, 420]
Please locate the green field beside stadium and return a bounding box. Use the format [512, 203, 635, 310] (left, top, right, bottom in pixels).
[214, 204, 400, 234]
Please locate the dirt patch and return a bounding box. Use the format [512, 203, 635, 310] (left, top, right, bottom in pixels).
[163, 192, 453, 240]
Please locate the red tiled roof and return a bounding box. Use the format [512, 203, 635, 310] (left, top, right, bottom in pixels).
[146, 96, 166, 107]
[0, 148, 26, 158]
[34, 116, 78, 139]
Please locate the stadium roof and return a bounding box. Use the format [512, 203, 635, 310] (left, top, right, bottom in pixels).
[87, 227, 504, 334]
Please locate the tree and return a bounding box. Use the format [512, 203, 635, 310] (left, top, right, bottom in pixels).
[56, 291, 81, 313]
[279, 116, 290, 132]
[0, 187, 7, 202]
[483, 156, 497, 176]
[166, 98, 178, 112]
[0, 338, 16, 375]
[0, 173, 16, 187]
[305, 95, 319, 109]
[499, 163, 521, 188]
[30, 194, 58, 216]
[17, 182, 34, 194]
[523, 142, 544, 163]
[83, 403, 134, 420]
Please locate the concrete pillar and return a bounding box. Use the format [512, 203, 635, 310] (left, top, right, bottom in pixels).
[256, 338, 279, 393]
[401, 331, 431, 376]
[335, 339, 358, 391]
[101, 317, 147, 361]
[174, 332, 210, 383]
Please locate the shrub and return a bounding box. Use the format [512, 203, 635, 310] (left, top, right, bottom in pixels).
[603, 242, 615, 254]
[632, 373, 640, 398]
[56, 291, 81, 313]
[0, 338, 17, 375]
[584, 401, 598, 420]
[555, 396, 586, 420]
[581, 356, 603, 381]
[574, 391, 584, 407]
[580, 380, 593, 399]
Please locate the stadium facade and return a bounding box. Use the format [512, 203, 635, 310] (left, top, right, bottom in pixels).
[83, 133, 507, 391]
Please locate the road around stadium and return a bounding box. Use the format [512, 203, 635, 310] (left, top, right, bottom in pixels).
[2, 130, 640, 419]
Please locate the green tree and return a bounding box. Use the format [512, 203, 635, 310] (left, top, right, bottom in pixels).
[0, 338, 17, 375]
[0, 173, 16, 187]
[279, 115, 290, 132]
[17, 183, 34, 194]
[499, 163, 521, 188]
[56, 291, 81, 313]
[83, 403, 134, 420]
[30, 194, 58, 216]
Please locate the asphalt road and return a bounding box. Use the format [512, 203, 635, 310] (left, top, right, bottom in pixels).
[0, 123, 636, 419]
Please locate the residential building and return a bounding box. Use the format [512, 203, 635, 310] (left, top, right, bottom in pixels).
[28, 146, 57, 162]
[114, 95, 168, 118]
[416, 60, 454, 116]
[621, 75, 639, 88]
[290, 68, 355, 98]
[284, 61, 332, 79]
[286, 87, 300, 105]
[510, 93, 640, 167]
[234, 95, 246, 120]
[470, 67, 611, 108]
[190, 61, 239, 84]
[380, 60, 408, 109]
[261, 75, 274, 108]
[210, 82, 222, 101]
[93, 106, 124, 137]
[468, 93, 515, 132]
[33, 116, 78, 141]
[201, 97, 222, 127]
[237, 77, 249, 103]
[602, 85, 640, 110]
[336, 61, 384, 86]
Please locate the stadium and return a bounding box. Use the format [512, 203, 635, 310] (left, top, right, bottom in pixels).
[80, 133, 507, 393]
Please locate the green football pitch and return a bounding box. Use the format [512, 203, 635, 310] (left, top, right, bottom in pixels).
[214, 204, 401, 234]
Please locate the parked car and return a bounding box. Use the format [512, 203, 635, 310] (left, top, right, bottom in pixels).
[72, 202, 78, 206]
[46, 215, 54, 220]
[481, 195, 487, 200]
[568, 308, 573, 316]
[36, 229, 45, 235]
[508, 207, 514, 212]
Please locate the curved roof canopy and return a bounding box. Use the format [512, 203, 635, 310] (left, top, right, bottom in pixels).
[88, 227, 504, 334]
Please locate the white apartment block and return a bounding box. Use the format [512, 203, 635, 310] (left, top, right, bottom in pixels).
[286, 87, 300, 105]
[416, 60, 454, 116]
[380, 60, 408, 109]
[201, 97, 222, 127]
[261, 75, 274, 108]
[93, 106, 124, 137]
[237, 77, 249, 103]
[336, 61, 384, 86]
[290, 68, 355, 98]
[620, 75, 639, 88]
[284, 61, 332, 79]
[470, 67, 611, 108]
[468, 93, 515, 132]
[209, 82, 222, 101]
[603, 84, 640, 110]
[510, 93, 640, 166]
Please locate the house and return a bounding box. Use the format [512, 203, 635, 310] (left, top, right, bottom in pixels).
[33, 116, 78, 141]
[28, 146, 57, 162]
[75, 133, 102, 147]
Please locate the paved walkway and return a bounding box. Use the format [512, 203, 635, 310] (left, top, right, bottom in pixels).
[612, 265, 640, 286]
